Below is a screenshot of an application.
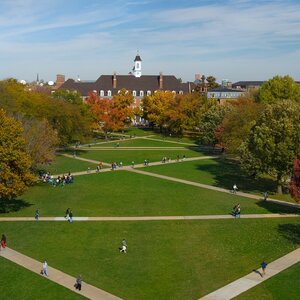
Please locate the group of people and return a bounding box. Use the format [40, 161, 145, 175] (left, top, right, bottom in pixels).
[40, 172, 74, 187]
[111, 161, 123, 170]
[96, 162, 104, 172]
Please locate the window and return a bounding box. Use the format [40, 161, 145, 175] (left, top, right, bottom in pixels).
[136, 63, 140, 69]
[133, 90, 137, 97]
[172, 90, 176, 94]
[100, 90, 104, 97]
[147, 90, 151, 96]
[107, 90, 112, 97]
[179, 90, 183, 95]
[140, 90, 144, 97]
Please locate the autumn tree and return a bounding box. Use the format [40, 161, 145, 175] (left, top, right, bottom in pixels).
[142, 90, 174, 131]
[239, 101, 300, 194]
[0, 109, 34, 200]
[166, 93, 204, 134]
[258, 75, 300, 104]
[289, 158, 300, 202]
[85, 89, 134, 136]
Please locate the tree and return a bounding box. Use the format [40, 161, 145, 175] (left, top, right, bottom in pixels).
[206, 76, 220, 90]
[0, 109, 34, 200]
[219, 97, 263, 154]
[166, 93, 204, 134]
[85, 89, 134, 136]
[52, 90, 83, 105]
[198, 104, 232, 146]
[142, 90, 174, 131]
[258, 75, 300, 104]
[239, 101, 300, 193]
[289, 158, 300, 202]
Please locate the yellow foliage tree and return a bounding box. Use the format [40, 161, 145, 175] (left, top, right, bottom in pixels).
[0, 109, 34, 200]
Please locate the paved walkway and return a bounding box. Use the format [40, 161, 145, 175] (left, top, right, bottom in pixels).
[0, 214, 299, 222]
[199, 247, 300, 300]
[0, 247, 122, 300]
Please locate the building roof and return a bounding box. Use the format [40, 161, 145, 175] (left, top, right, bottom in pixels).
[208, 87, 245, 93]
[134, 55, 142, 62]
[59, 74, 193, 96]
[232, 81, 264, 88]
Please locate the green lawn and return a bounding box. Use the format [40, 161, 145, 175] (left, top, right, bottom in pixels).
[0, 257, 86, 300]
[1, 218, 299, 300]
[37, 155, 98, 175]
[235, 262, 300, 300]
[145, 158, 297, 202]
[1, 171, 296, 217]
[84, 138, 195, 148]
[66, 148, 203, 166]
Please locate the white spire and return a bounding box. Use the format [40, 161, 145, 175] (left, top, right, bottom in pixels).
[132, 51, 142, 77]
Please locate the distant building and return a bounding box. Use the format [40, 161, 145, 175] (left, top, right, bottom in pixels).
[232, 81, 264, 90]
[58, 54, 194, 105]
[207, 87, 245, 104]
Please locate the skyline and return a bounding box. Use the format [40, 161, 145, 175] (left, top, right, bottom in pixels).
[0, 0, 300, 83]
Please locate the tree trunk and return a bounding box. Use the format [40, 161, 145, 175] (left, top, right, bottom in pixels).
[277, 174, 283, 194]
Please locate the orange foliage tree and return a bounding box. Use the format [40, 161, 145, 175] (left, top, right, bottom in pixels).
[85, 89, 134, 135]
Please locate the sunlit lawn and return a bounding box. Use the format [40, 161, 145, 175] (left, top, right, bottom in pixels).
[0, 257, 86, 300]
[1, 171, 297, 217]
[37, 155, 98, 175]
[235, 262, 300, 300]
[1, 218, 299, 300]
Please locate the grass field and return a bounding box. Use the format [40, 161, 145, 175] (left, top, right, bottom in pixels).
[0, 257, 86, 300]
[235, 262, 300, 300]
[1, 171, 296, 217]
[1, 218, 299, 300]
[37, 155, 98, 175]
[1, 132, 299, 300]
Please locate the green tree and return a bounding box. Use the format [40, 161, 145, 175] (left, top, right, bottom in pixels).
[239, 101, 300, 193]
[52, 89, 83, 105]
[258, 75, 300, 104]
[206, 76, 220, 90]
[0, 109, 34, 200]
[220, 97, 263, 154]
[198, 104, 232, 146]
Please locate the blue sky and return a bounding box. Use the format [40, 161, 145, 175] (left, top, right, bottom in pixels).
[0, 0, 300, 83]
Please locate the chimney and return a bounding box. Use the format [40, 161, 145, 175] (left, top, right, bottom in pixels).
[227, 81, 233, 88]
[113, 72, 117, 89]
[56, 74, 65, 89]
[195, 74, 201, 81]
[159, 72, 163, 89]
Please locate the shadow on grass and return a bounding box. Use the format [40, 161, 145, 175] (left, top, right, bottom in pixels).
[0, 198, 33, 214]
[278, 224, 300, 245]
[57, 149, 88, 156]
[196, 158, 278, 194]
[256, 200, 300, 214]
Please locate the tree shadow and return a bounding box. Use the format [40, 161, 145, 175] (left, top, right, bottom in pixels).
[195, 158, 278, 194]
[0, 198, 33, 214]
[256, 200, 300, 214]
[56, 149, 88, 156]
[278, 223, 300, 245]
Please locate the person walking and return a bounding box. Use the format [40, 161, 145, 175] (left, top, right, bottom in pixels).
[1, 234, 7, 250]
[65, 208, 70, 220]
[35, 209, 39, 221]
[232, 184, 238, 194]
[119, 239, 127, 253]
[261, 260, 267, 277]
[69, 210, 73, 223]
[42, 260, 48, 276]
[75, 275, 82, 291]
[264, 191, 268, 201]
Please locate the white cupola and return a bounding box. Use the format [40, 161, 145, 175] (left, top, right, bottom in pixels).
[132, 52, 142, 77]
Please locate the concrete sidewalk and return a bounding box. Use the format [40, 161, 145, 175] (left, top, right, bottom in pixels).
[0, 247, 122, 300]
[199, 247, 300, 300]
[0, 214, 299, 222]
